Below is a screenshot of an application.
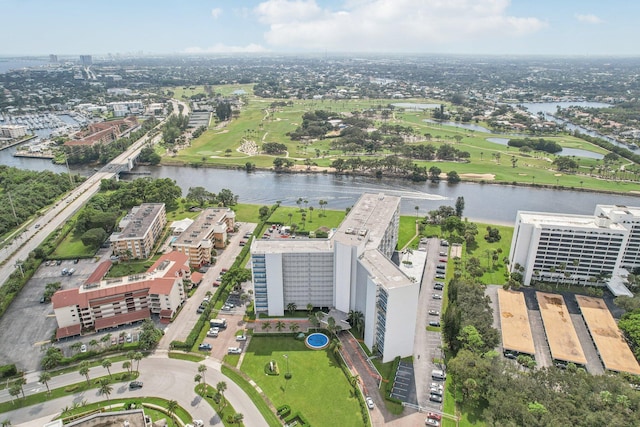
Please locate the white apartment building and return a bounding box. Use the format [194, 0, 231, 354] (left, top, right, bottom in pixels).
[110, 203, 167, 259]
[0, 124, 27, 139]
[509, 205, 640, 293]
[251, 193, 419, 363]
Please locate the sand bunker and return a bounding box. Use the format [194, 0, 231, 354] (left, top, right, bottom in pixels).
[460, 173, 495, 180]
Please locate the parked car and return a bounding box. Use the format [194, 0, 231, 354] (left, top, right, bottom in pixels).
[430, 386, 443, 395]
[207, 328, 219, 338]
[80, 344, 87, 353]
[439, 258, 447, 262]
[435, 274, 445, 279]
[228, 347, 242, 354]
[111, 337, 117, 346]
[429, 394, 443, 403]
[129, 381, 143, 390]
[433, 283, 443, 290]
[126, 333, 133, 343]
[365, 396, 375, 409]
[428, 310, 440, 316]
[439, 251, 447, 257]
[432, 294, 442, 300]
[236, 335, 247, 341]
[425, 417, 440, 426]
[192, 421, 204, 427]
[429, 321, 441, 327]
[198, 343, 212, 351]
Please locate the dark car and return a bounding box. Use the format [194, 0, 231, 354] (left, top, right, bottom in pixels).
[429, 321, 441, 327]
[198, 343, 212, 351]
[429, 394, 443, 403]
[129, 381, 143, 390]
[433, 283, 444, 290]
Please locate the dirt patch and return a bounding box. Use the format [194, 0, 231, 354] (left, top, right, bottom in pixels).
[554, 173, 563, 177]
[290, 165, 334, 172]
[460, 173, 495, 180]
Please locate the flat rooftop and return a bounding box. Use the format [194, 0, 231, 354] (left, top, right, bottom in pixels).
[518, 211, 627, 232]
[173, 207, 231, 247]
[252, 238, 332, 253]
[115, 203, 164, 240]
[497, 289, 535, 355]
[359, 249, 414, 290]
[333, 192, 400, 250]
[575, 295, 640, 375]
[536, 292, 587, 366]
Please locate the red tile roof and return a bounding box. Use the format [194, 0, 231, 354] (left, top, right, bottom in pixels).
[147, 251, 190, 278]
[85, 261, 112, 285]
[56, 324, 82, 340]
[191, 271, 203, 284]
[94, 309, 150, 331]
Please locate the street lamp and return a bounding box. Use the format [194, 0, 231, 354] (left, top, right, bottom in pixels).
[283, 354, 291, 379]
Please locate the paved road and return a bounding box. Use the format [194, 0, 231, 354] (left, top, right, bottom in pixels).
[413, 237, 446, 412]
[3, 354, 267, 427]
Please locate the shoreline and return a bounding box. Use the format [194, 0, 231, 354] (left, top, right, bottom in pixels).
[159, 159, 640, 199]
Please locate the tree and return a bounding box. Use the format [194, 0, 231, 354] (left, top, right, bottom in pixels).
[275, 320, 286, 332]
[327, 316, 340, 336]
[307, 303, 313, 314]
[258, 205, 269, 220]
[41, 347, 63, 370]
[133, 352, 143, 373]
[198, 364, 208, 386]
[233, 413, 244, 424]
[457, 325, 485, 353]
[194, 374, 203, 394]
[98, 378, 113, 401]
[79, 361, 91, 386]
[429, 166, 442, 182]
[447, 170, 461, 183]
[39, 371, 51, 394]
[102, 358, 112, 378]
[329, 338, 342, 355]
[261, 321, 272, 332]
[216, 381, 228, 410]
[166, 399, 179, 420]
[455, 196, 465, 217]
[289, 322, 300, 333]
[8, 384, 21, 403]
[415, 206, 420, 218]
[122, 361, 131, 375]
[286, 302, 297, 314]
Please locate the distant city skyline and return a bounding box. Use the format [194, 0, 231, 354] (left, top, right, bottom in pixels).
[1, 0, 639, 56]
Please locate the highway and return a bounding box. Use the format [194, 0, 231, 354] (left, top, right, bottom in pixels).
[0, 100, 188, 289]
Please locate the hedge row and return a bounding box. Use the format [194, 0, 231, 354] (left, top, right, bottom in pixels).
[0, 363, 19, 379]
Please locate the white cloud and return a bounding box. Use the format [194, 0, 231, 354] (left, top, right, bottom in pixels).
[211, 8, 223, 19]
[184, 43, 269, 54]
[253, 0, 547, 52]
[575, 13, 602, 24]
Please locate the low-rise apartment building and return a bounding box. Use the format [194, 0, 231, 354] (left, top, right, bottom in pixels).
[52, 252, 190, 339]
[110, 203, 166, 260]
[250, 193, 419, 363]
[172, 207, 235, 267]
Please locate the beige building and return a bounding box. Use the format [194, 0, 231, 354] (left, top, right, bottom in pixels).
[0, 124, 27, 139]
[110, 203, 166, 259]
[52, 252, 190, 339]
[172, 207, 236, 267]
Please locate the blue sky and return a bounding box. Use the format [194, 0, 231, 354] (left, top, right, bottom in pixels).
[1, 0, 639, 56]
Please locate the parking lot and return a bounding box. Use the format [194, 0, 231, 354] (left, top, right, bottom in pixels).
[0, 247, 124, 371]
[390, 361, 417, 404]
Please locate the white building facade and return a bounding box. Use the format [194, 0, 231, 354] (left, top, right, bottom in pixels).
[509, 206, 639, 288]
[251, 193, 419, 363]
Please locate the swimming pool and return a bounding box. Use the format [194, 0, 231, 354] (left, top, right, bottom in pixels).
[305, 333, 329, 350]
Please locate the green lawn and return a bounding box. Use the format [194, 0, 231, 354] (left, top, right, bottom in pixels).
[106, 259, 155, 278]
[51, 234, 94, 258]
[463, 223, 514, 285]
[233, 203, 265, 223]
[162, 86, 640, 194]
[266, 205, 345, 233]
[240, 336, 362, 427]
[398, 216, 419, 249]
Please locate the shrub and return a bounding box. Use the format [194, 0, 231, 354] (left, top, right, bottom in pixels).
[0, 364, 18, 379]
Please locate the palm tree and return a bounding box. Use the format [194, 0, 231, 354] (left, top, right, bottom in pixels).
[39, 372, 51, 394]
[79, 361, 91, 386]
[351, 311, 364, 334]
[133, 352, 143, 373]
[198, 364, 208, 386]
[126, 350, 135, 370]
[102, 358, 112, 378]
[415, 205, 419, 218]
[1, 419, 11, 427]
[329, 338, 342, 355]
[289, 322, 300, 333]
[89, 339, 98, 350]
[194, 374, 203, 395]
[98, 378, 113, 401]
[261, 321, 272, 332]
[309, 206, 314, 222]
[216, 381, 228, 410]
[306, 303, 313, 314]
[166, 400, 178, 420]
[122, 361, 131, 375]
[233, 413, 244, 424]
[8, 384, 21, 403]
[275, 320, 286, 332]
[286, 302, 297, 314]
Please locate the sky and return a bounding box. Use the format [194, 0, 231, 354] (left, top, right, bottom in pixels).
[1, 0, 639, 57]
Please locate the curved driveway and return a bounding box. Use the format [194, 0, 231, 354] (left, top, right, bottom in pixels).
[3, 354, 267, 427]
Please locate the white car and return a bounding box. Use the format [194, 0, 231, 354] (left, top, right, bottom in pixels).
[192, 420, 204, 427]
[365, 396, 375, 409]
[80, 344, 87, 353]
[425, 418, 440, 426]
[228, 347, 242, 354]
[236, 335, 247, 341]
[207, 328, 219, 337]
